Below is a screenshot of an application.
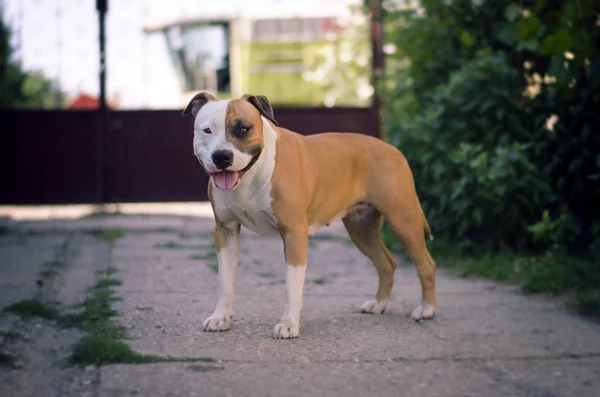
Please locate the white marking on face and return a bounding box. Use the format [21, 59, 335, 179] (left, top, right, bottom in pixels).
[192, 100, 253, 174]
[212, 117, 279, 235]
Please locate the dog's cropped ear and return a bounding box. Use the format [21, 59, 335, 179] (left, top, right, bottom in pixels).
[242, 94, 279, 126]
[182, 92, 217, 117]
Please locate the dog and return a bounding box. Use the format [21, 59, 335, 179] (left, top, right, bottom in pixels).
[183, 92, 436, 339]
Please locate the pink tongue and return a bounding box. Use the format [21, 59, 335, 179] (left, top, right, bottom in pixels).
[213, 171, 239, 190]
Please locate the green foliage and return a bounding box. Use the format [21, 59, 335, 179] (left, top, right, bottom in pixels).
[70, 272, 216, 364]
[382, 0, 600, 256]
[379, 0, 599, 316]
[385, 236, 600, 317]
[0, 10, 65, 108]
[5, 299, 61, 320]
[72, 336, 215, 365]
[99, 229, 125, 244]
[207, 263, 218, 273]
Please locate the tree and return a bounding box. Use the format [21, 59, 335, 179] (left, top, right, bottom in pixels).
[0, 9, 65, 109]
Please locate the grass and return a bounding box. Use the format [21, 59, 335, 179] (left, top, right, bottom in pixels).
[384, 232, 600, 318]
[189, 252, 217, 261]
[258, 272, 276, 278]
[207, 264, 218, 273]
[5, 299, 61, 321]
[0, 331, 20, 339]
[96, 267, 119, 277]
[67, 274, 215, 365]
[3, 274, 215, 366]
[100, 229, 125, 244]
[40, 269, 59, 278]
[428, 243, 520, 282]
[157, 241, 211, 250]
[0, 353, 16, 368]
[311, 277, 328, 285]
[155, 241, 187, 249]
[71, 337, 215, 365]
[95, 278, 122, 289]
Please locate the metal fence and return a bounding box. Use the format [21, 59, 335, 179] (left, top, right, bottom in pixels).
[1, 0, 383, 204]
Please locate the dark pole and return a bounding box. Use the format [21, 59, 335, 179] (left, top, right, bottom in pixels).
[97, 0, 107, 111]
[370, 0, 384, 140]
[97, 0, 108, 203]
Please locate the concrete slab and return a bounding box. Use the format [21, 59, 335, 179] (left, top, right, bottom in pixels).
[0, 209, 598, 397]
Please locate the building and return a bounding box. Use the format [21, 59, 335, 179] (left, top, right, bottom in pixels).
[144, 10, 370, 108]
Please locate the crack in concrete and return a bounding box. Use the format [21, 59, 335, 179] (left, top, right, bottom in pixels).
[210, 352, 600, 366]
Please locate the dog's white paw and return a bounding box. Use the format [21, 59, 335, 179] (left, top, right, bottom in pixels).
[359, 299, 388, 314]
[203, 313, 231, 332]
[272, 321, 299, 339]
[411, 303, 435, 321]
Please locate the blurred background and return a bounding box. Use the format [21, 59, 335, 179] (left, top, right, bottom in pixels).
[0, 0, 371, 109]
[1, 0, 599, 315]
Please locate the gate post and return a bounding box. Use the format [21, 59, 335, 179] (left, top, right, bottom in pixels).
[370, 0, 384, 140]
[97, 0, 109, 203]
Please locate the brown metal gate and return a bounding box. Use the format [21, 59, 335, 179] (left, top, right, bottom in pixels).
[1, 1, 384, 205]
[0, 107, 377, 204]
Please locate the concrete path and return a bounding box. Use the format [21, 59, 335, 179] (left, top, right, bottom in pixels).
[1, 207, 599, 397]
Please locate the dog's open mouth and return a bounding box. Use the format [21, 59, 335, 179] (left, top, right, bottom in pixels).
[210, 152, 261, 190]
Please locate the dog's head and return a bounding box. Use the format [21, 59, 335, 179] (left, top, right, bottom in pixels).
[183, 92, 278, 190]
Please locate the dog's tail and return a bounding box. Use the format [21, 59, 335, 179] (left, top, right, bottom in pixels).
[417, 195, 433, 241]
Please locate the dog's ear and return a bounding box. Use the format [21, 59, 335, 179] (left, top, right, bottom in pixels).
[182, 91, 217, 117]
[241, 94, 279, 126]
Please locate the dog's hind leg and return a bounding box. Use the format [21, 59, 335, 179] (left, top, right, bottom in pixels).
[384, 209, 436, 321]
[343, 208, 397, 314]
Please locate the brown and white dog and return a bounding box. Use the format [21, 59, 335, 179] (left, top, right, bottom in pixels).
[183, 92, 437, 339]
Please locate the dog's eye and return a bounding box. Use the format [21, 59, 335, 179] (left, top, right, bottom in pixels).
[236, 126, 251, 137]
[203, 128, 212, 135]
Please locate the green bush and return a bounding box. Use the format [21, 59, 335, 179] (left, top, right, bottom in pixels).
[380, 0, 599, 257]
[376, 0, 599, 315]
[389, 53, 551, 249]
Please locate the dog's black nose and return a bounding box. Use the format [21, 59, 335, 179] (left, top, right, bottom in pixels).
[212, 150, 234, 170]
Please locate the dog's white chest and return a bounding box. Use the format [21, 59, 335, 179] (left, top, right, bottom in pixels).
[212, 181, 279, 236]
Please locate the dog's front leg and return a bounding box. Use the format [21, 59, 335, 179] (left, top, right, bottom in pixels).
[203, 221, 240, 332]
[273, 230, 308, 339]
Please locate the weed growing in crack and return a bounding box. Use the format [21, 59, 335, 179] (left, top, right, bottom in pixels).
[3, 276, 215, 365]
[4, 299, 61, 321]
[94, 278, 122, 289]
[100, 229, 125, 244]
[40, 269, 59, 278]
[0, 353, 16, 368]
[96, 267, 119, 277]
[0, 331, 21, 339]
[157, 241, 211, 250]
[66, 273, 214, 365]
[312, 277, 328, 285]
[189, 251, 217, 261]
[155, 241, 187, 249]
